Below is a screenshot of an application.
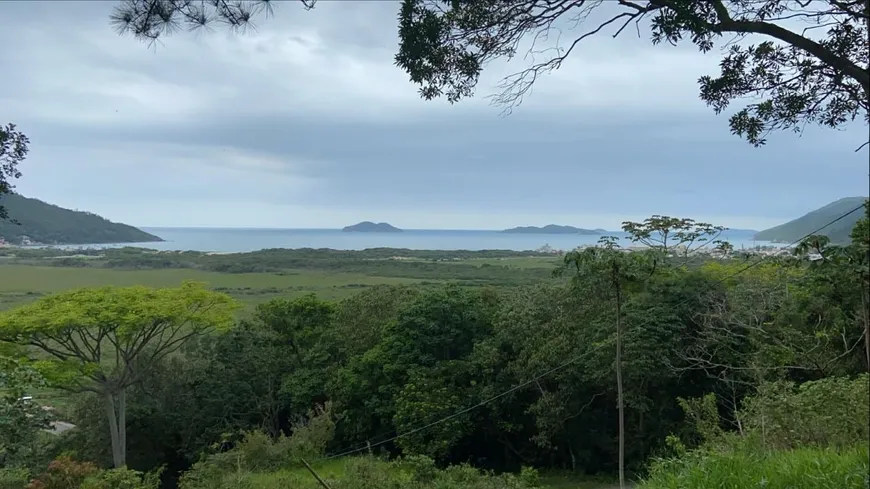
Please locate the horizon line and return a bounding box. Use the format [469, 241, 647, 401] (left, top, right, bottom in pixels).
[138, 225, 761, 233]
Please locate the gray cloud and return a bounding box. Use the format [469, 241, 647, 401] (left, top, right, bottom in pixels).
[1, 1, 866, 231]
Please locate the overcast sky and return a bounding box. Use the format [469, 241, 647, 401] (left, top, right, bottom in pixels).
[1, 1, 867, 231]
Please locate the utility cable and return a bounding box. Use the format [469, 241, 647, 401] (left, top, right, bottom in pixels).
[317, 202, 868, 461]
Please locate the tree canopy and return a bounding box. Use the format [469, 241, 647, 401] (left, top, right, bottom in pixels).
[0, 282, 239, 468]
[0, 123, 28, 221]
[394, 0, 869, 147]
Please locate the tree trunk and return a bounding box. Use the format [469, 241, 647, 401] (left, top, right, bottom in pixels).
[104, 390, 127, 468]
[864, 316, 869, 372]
[862, 290, 870, 372]
[105, 393, 122, 468]
[615, 285, 625, 489]
[118, 387, 127, 466]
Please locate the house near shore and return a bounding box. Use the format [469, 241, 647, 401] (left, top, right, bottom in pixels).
[535, 244, 563, 254]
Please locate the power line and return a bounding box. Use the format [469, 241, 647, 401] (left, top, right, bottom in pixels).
[324, 342, 608, 460]
[724, 202, 867, 277]
[318, 202, 868, 461]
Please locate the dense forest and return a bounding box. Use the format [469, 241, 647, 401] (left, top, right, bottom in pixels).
[0, 193, 162, 246]
[1, 208, 868, 489]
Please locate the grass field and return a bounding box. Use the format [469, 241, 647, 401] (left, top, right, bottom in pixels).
[0, 249, 560, 313]
[390, 256, 559, 269]
[0, 264, 426, 311]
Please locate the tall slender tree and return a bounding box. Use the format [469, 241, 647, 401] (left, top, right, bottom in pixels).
[561, 237, 656, 489]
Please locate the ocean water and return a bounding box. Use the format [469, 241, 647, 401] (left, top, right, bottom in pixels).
[60, 227, 776, 253]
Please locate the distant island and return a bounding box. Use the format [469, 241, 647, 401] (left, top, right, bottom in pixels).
[342, 221, 403, 233]
[754, 196, 868, 244]
[502, 225, 608, 235]
[0, 193, 163, 246]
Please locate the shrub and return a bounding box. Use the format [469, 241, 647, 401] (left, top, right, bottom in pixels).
[79, 468, 162, 489]
[178, 403, 336, 487]
[739, 374, 870, 449]
[25, 456, 98, 489]
[283, 402, 336, 461]
[0, 468, 30, 489]
[640, 444, 869, 489]
[221, 402, 336, 472]
[646, 376, 870, 489]
[179, 455, 542, 489]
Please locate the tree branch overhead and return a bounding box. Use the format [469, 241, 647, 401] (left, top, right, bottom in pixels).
[394, 0, 868, 147]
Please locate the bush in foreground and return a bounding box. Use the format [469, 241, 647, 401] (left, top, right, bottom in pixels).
[180, 455, 540, 489]
[641, 375, 870, 489]
[18, 456, 160, 489]
[640, 444, 869, 489]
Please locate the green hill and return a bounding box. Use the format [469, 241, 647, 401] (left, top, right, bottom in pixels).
[754, 197, 868, 244]
[0, 193, 163, 246]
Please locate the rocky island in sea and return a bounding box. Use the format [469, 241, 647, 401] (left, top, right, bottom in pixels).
[342, 221, 403, 233]
[502, 224, 607, 235]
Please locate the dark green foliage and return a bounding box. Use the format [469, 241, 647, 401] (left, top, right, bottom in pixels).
[330, 286, 497, 461]
[791, 225, 870, 372]
[255, 295, 337, 415]
[179, 454, 542, 489]
[32, 264, 870, 483]
[330, 285, 423, 358]
[851, 200, 870, 247]
[0, 194, 162, 245]
[739, 375, 870, 450]
[0, 356, 54, 470]
[754, 197, 868, 243]
[0, 467, 30, 489]
[0, 124, 28, 222]
[642, 376, 870, 489]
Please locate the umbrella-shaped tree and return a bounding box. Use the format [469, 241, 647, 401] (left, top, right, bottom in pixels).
[0, 281, 238, 468]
